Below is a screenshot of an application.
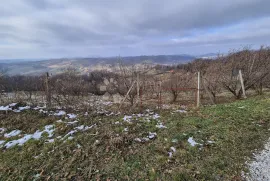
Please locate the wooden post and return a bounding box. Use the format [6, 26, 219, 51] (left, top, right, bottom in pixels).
[239, 70, 247, 99]
[137, 73, 140, 104]
[119, 81, 136, 110]
[197, 72, 200, 108]
[159, 81, 162, 109]
[45, 72, 51, 108]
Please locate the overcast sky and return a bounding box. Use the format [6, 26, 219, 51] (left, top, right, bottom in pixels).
[1, 0, 270, 59]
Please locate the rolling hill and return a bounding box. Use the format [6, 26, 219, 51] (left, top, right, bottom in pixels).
[0, 54, 196, 75]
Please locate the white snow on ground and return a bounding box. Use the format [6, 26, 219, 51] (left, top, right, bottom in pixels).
[0, 106, 11, 111]
[33, 106, 46, 110]
[168, 146, 177, 158]
[0, 128, 6, 134]
[247, 138, 270, 181]
[4, 125, 54, 148]
[62, 124, 96, 140]
[66, 120, 79, 125]
[174, 110, 187, 113]
[156, 123, 167, 129]
[152, 114, 160, 119]
[123, 111, 162, 124]
[4, 130, 21, 138]
[0, 140, 5, 145]
[134, 132, 157, 143]
[54, 110, 66, 116]
[9, 103, 17, 107]
[148, 132, 157, 139]
[75, 124, 95, 131]
[188, 137, 199, 146]
[67, 113, 77, 119]
[18, 106, 30, 111]
[123, 115, 133, 123]
[46, 139, 54, 143]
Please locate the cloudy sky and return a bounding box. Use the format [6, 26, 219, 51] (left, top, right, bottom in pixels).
[1, 0, 270, 59]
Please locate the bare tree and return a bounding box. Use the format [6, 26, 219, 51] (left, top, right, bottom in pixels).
[220, 47, 270, 98]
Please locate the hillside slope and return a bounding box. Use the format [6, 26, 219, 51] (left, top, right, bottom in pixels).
[0, 55, 195, 75]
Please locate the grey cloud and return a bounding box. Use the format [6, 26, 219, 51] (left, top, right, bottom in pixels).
[0, 0, 270, 59]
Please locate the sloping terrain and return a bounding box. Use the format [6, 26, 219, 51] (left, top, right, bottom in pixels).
[0, 95, 270, 180]
[0, 54, 195, 75]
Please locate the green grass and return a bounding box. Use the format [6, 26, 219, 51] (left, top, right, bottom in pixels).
[0, 95, 270, 180]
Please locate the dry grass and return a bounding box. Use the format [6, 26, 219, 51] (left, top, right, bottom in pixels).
[0, 94, 270, 180]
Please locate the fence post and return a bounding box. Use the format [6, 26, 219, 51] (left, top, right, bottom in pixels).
[137, 73, 140, 104]
[239, 70, 247, 99]
[45, 72, 51, 108]
[197, 72, 200, 108]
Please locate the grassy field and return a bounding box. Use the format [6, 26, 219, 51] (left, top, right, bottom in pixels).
[0, 95, 270, 180]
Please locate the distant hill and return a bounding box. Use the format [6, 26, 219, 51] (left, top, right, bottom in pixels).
[0, 54, 196, 75]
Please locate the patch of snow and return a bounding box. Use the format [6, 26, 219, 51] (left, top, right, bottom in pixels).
[33, 106, 46, 110]
[172, 139, 178, 143]
[170, 146, 176, 152]
[134, 138, 142, 142]
[123, 115, 132, 123]
[5, 135, 32, 148]
[174, 109, 187, 113]
[67, 136, 74, 140]
[188, 137, 199, 147]
[0, 140, 5, 145]
[4, 125, 54, 148]
[168, 147, 177, 158]
[66, 120, 79, 125]
[75, 125, 85, 130]
[106, 112, 114, 116]
[83, 124, 96, 130]
[67, 113, 77, 119]
[56, 119, 63, 123]
[248, 138, 270, 181]
[152, 114, 160, 119]
[4, 130, 21, 138]
[0, 106, 11, 111]
[142, 137, 150, 142]
[207, 140, 215, 144]
[63, 130, 77, 138]
[148, 132, 157, 139]
[124, 128, 128, 132]
[54, 110, 66, 116]
[0, 128, 6, 134]
[238, 106, 245, 109]
[46, 139, 54, 143]
[13, 109, 21, 113]
[9, 103, 17, 107]
[18, 106, 30, 111]
[39, 109, 48, 114]
[156, 123, 167, 129]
